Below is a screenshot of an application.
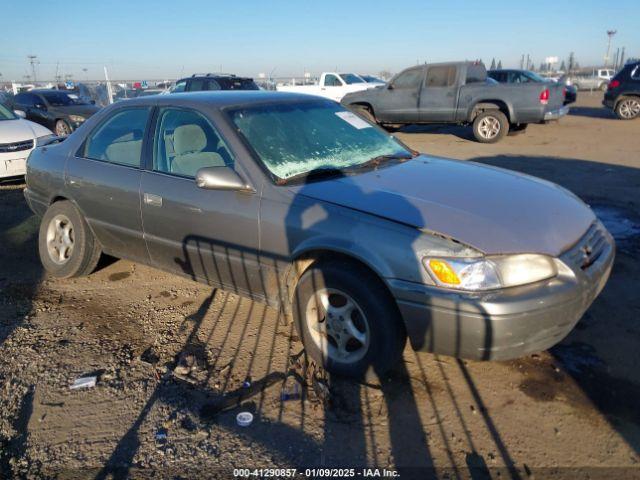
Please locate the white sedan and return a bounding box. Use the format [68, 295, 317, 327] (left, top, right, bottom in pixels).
[0, 104, 55, 180]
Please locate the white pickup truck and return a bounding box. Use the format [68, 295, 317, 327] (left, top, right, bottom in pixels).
[276, 72, 379, 102]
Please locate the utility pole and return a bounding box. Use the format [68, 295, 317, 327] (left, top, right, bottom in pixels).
[27, 55, 38, 83]
[620, 47, 626, 67]
[605, 30, 617, 67]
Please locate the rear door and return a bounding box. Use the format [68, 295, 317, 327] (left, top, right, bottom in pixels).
[375, 67, 423, 123]
[66, 106, 151, 261]
[140, 107, 262, 295]
[418, 65, 458, 122]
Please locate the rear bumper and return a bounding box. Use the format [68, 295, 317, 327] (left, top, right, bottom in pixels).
[544, 105, 570, 121]
[602, 98, 615, 109]
[389, 226, 615, 361]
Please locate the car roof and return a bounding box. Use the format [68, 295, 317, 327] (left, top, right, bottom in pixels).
[177, 74, 254, 82]
[109, 90, 325, 109]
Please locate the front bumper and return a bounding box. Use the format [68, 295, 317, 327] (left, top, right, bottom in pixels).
[390, 224, 615, 361]
[544, 105, 570, 121]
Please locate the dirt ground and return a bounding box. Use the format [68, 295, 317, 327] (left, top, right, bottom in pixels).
[1, 92, 639, 479]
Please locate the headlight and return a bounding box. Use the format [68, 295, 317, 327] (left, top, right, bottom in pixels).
[68, 115, 85, 123]
[424, 254, 557, 291]
[36, 134, 57, 147]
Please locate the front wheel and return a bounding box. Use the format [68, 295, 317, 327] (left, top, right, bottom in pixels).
[472, 110, 509, 143]
[292, 261, 406, 378]
[38, 201, 102, 278]
[615, 98, 640, 120]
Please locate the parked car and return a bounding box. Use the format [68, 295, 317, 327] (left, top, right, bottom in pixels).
[24, 91, 614, 377]
[488, 69, 576, 105]
[342, 62, 568, 143]
[569, 68, 615, 91]
[277, 72, 377, 102]
[169, 74, 259, 93]
[603, 61, 640, 120]
[0, 103, 54, 180]
[12, 89, 100, 136]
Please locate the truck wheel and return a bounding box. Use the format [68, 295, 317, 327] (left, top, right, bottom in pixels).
[508, 123, 528, 136]
[351, 105, 377, 124]
[473, 110, 509, 143]
[615, 98, 640, 120]
[292, 260, 406, 379]
[38, 200, 102, 278]
[600, 83, 609, 92]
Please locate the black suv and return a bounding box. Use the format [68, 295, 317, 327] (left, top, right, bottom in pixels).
[169, 74, 259, 93]
[603, 61, 640, 120]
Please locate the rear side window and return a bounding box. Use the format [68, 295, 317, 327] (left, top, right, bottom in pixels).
[153, 108, 235, 178]
[466, 64, 487, 84]
[425, 66, 457, 87]
[205, 80, 221, 90]
[188, 79, 206, 91]
[83, 108, 150, 167]
[216, 78, 259, 90]
[171, 80, 187, 93]
[631, 65, 640, 80]
[392, 69, 423, 89]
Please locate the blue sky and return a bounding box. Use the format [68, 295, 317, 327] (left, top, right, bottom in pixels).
[1, 0, 638, 81]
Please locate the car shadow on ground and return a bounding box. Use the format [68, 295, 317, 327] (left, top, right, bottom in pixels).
[472, 155, 640, 455]
[398, 123, 475, 142]
[94, 174, 524, 479]
[568, 106, 617, 120]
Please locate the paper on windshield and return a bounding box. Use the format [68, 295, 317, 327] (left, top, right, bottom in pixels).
[335, 111, 372, 130]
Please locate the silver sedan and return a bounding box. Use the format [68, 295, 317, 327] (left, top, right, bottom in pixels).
[24, 91, 614, 378]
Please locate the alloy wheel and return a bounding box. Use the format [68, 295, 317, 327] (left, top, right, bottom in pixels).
[305, 288, 370, 363]
[46, 214, 75, 264]
[478, 116, 501, 140]
[619, 99, 640, 119]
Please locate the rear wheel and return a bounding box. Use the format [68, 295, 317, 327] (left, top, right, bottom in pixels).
[38, 201, 102, 278]
[55, 119, 71, 137]
[472, 110, 509, 143]
[600, 82, 609, 92]
[292, 261, 406, 378]
[615, 97, 640, 120]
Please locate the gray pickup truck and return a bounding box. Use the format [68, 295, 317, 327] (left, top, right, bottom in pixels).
[342, 61, 568, 143]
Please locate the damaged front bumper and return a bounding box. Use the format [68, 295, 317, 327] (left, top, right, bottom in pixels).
[389, 224, 615, 361]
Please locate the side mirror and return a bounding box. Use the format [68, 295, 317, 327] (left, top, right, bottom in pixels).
[195, 166, 253, 192]
[14, 109, 26, 118]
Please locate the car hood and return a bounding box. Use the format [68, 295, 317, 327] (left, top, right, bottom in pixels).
[52, 104, 100, 117]
[288, 156, 595, 256]
[0, 119, 52, 142]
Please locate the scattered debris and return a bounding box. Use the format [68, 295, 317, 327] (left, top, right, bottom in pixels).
[155, 428, 168, 443]
[280, 375, 302, 401]
[140, 346, 160, 364]
[236, 412, 253, 427]
[69, 376, 97, 390]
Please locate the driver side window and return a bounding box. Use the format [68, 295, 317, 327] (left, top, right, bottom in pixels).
[392, 69, 422, 90]
[153, 108, 235, 178]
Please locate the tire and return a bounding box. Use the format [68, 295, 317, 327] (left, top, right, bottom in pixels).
[292, 260, 406, 378]
[351, 104, 377, 124]
[472, 110, 509, 143]
[614, 97, 640, 120]
[600, 82, 609, 92]
[507, 123, 528, 136]
[55, 119, 72, 137]
[38, 200, 102, 278]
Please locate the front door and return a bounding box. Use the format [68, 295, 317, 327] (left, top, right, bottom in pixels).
[66, 106, 151, 262]
[140, 107, 262, 297]
[419, 65, 458, 122]
[375, 67, 423, 123]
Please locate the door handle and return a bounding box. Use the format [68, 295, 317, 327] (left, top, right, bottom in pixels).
[144, 193, 163, 207]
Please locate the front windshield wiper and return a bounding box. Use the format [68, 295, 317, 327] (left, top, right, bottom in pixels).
[277, 167, 345, 185]
[348, 152, 417, 172]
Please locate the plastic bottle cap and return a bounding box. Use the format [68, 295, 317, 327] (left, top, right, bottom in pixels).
[236, 411, 253, 427]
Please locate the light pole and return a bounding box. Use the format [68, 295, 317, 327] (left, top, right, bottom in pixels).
[605, 30, 617, 67]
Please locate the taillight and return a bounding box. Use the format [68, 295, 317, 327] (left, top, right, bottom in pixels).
[563, 87, 567, 97]
[540, 88, 550, 105]
[608, 79, 620, 90]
